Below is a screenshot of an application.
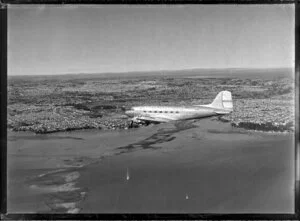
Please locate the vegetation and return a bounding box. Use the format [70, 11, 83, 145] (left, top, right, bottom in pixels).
[8, 71, 295, 133]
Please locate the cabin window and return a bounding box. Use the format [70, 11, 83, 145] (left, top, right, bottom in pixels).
[165, 111, 168, 113]
[149, 111, 152, 113]
[159, 111, 163, 113]
[170, 111, 173, 113]
[176, 111, 179, 113]
[143, 111, 146, 113]
[154, 111, 157, 113]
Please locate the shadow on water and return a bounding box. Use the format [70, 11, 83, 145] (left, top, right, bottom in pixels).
[8, 135, 84, 142]
[116, 120, 197, 153]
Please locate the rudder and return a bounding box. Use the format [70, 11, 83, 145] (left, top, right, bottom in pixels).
[209, 91, 233, 111]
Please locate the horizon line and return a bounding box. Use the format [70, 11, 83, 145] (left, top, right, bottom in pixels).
[8, 66, 294, 78]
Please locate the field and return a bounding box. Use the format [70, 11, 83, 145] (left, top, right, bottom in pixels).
[7, 68, 295, 134]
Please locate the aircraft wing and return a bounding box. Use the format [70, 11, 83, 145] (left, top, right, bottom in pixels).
[135, 115, 171, 123]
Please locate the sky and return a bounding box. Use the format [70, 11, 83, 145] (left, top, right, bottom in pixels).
[8, 4, 295, 76]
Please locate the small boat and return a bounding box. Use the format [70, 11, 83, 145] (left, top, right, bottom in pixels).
[126, 168, 130, 181]
[185, 194, 189, 200]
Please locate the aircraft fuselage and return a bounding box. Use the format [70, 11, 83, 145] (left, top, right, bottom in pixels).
[125, 105, 225, 123]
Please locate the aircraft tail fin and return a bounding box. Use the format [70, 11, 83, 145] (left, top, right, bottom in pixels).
[207, 91, 233, 112]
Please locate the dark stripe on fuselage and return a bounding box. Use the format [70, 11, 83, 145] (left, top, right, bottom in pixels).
[133, 105, 225, 112]
[132, 106, 222, 120]
[134, 105, 214, 111]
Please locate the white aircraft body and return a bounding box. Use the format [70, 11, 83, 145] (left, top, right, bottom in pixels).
[125, 91, 233, 123]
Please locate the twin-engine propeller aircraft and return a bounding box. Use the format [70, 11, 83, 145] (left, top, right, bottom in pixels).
[125, 90, 233, 124]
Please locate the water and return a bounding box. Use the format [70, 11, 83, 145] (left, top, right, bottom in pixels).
[7, 118, 295, 213]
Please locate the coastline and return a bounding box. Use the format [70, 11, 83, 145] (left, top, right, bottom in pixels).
[7, 114, 295, 134]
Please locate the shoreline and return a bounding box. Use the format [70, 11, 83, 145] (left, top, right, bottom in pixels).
[7, 117, 295, 134]
[231, 121, 294, 132]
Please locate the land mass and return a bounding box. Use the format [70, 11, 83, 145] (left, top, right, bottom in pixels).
[8, 68, 295, 133]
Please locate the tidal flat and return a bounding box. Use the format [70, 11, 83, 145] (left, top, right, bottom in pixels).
[8, 68, 295, 133]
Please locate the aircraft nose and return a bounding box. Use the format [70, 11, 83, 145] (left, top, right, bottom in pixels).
[125, 110, 134, 117]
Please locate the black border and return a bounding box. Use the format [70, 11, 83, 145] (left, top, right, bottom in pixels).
[1, 1, 299, 220]
[0, 5, 7, 220]
[295, 0, 300, 218]
[1, 213, 299, 220]
[0, 0, 296, 4]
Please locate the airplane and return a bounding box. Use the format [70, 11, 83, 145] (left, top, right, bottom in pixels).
[125, 90, 233, 124]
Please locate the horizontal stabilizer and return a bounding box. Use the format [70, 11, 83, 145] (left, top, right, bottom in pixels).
[198, 91, 233, 112]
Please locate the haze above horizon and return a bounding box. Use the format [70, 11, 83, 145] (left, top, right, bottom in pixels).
[8, 67, 294, 81]
[8, 5, 294, 76]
